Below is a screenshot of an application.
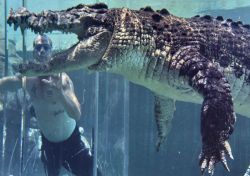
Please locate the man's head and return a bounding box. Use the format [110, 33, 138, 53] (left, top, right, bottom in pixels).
[33, 34, 52, 63]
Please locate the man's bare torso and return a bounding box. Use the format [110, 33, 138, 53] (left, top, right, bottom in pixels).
[25, 73, 76, 142]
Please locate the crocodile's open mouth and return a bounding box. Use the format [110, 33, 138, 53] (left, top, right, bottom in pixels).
[7, 6, 108, 42]
[7, 4, 113, 76]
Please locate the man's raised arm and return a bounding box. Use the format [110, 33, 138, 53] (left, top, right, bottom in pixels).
[0, 75, 22, 93]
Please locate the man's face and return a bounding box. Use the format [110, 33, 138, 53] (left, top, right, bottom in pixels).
[33, 36, 52, 63]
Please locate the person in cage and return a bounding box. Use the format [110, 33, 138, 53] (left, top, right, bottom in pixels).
[0, 34, 101, 176]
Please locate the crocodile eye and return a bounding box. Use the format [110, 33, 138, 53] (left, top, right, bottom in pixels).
[86, 26, 98, 36]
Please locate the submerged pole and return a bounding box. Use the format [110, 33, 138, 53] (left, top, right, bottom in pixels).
[122, 2, 130, 175]
[92, 0, 100, 174]
[123, 80, 129, 176]
[3, 0, 8, 77]
[22, 0, 27, 63]
[20, 0, 27, 175]
[93, 72, 99, 176]
[1, 0, 8, 175]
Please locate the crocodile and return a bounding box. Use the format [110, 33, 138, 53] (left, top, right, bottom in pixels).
[8, 3, 250, 175]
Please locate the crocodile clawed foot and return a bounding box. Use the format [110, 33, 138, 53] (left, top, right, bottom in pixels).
[199, 140, 233, 176]
[155, 135, 167, 152]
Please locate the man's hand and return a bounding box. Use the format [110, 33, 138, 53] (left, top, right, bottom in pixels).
[41, 73, 81, 119]
[41, 74, 64, 100]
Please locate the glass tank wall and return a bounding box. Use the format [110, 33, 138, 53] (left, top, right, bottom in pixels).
[1, 0, 250, 176]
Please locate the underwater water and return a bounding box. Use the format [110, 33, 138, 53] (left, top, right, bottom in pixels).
[1, 0, 250, 176]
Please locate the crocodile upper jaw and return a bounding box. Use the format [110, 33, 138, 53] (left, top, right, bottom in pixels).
[7, 5, 114, 75]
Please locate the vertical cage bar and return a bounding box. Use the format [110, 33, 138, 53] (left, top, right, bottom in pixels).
[93, 72, 99, 176]
[3, 1, 8, 77]
[22, 0, 27, 63]
[20, 0, 27, 175]
[93, 1, 99, 175]
[123, 1, 130, 175]
[1, 0, 8, 175]
[123, 80, 129, 176]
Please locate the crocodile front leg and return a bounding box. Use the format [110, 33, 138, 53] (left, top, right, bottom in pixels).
[174, 47, 236, 175]
[154, 95, 175, 151]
